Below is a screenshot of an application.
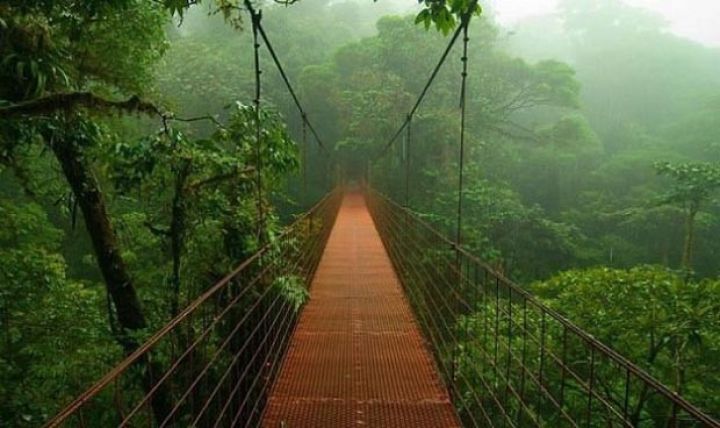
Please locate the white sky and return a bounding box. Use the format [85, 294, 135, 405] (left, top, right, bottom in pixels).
[487, 0, 720, 47]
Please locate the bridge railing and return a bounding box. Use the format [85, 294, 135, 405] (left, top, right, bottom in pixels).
[45, 189, 342, 428]
[367, 189, 718, 428]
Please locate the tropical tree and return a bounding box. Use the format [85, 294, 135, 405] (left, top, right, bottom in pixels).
[655, 162, 720, 271]
[532, 266, 720, 419]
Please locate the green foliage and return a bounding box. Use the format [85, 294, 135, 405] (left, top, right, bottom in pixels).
[0, 1, 167, 102]
[0, 199, 120, 426]
[654, 161, 720, 270]
[272, 275, 309, 312]
[451, 265, 720, 424]
[2, 0, 720, 422]
[1, 0, 304, 423]
[538, 115, 600, 149]
[415, 0, 482, 34]
[531, 266, 720, 413]
[103, 102, 299, 315]
[217, 102, 299, 181]
[655, 162, 720, 209]
[336, 14, 586, 278]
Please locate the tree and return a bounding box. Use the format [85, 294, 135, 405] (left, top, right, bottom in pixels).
[110, 104, 297, 315]
[331, 15, 583, 279]
[532, 266, 720, 420]
[0, 199, 119, 426]
[655, 162, 720, 271]
[0, 0, 169, 347]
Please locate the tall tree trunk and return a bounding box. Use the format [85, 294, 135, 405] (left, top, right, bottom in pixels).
[50, 137, 146, 336]
[661, 237, 670, 266]
[170, 160, 192, 317]
[681, 204, 698, 271]
[49, 132, 172, 424]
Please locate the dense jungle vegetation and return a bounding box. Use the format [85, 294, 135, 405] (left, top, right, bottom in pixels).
[1, 0, 719, 425]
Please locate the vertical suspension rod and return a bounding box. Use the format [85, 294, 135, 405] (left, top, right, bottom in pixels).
[255, 22, 328, 153]
[456, 18, 470, 248]
[405, 114, 412, 208]
[302, 113, 308, 206]
[248, 4, 264, 238]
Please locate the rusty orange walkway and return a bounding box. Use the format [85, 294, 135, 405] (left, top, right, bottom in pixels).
[262, 193, 459, 427]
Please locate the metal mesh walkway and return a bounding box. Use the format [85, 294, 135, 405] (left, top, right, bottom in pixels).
[262, 193, 459, 427]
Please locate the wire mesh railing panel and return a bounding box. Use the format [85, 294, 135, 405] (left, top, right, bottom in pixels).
[45, 189, 342, 428]
[366, 189, 719, 428]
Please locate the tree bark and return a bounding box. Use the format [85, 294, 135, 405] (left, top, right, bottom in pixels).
[50, 136, 147, 336]
[681, 204, 698, 271]
[170, 160, 192, 318]
[50, 132, 173, 424]
[0, 92, 160, 119]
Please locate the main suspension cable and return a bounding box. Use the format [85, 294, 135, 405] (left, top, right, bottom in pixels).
[404, 113, 412, 207]
[243, 0, 332, 227]
[302, 113, 308, 203]
[249, 5, 265, 238]
[456, 18, 470, 248]
[255, 21, 329, 154]
[378, 23, 465, 158]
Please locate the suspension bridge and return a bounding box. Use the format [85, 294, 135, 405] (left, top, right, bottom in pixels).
[43, 4, 719, 428]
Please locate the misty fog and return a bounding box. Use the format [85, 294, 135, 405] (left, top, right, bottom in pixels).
[2, 0, 720, 426]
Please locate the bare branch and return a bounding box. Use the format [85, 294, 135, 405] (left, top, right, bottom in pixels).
[486, 121, 540, 143]
[186, 166, 255, 193]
